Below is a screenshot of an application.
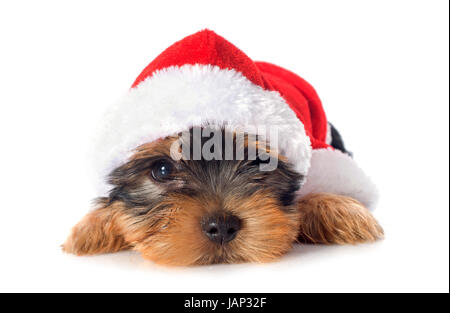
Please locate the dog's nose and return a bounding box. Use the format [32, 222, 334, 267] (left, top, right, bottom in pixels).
[201, 213, 241, 244]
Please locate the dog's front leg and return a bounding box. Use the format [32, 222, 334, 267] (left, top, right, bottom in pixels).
[62, 200, 131, 255]
[297, 193, 384, 244]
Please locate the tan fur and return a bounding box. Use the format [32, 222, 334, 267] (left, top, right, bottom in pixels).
[135, 192, 300, 266]
[297, 193, 384, 244]
[63, 193, 299, 266]
[130, 136, 178, 161]
[62, 201, 131, 255]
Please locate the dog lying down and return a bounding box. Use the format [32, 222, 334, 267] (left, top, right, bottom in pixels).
[63, 30, 383, 266]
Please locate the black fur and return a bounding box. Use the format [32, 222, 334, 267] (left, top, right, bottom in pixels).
[329, 122, 353, 157]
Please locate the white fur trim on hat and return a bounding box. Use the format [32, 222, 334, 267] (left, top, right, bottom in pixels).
[91, 64, 312, 195]
[298, 148, 379, 210]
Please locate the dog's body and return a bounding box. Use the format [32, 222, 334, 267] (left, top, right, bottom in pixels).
[63, 30, 383, 266]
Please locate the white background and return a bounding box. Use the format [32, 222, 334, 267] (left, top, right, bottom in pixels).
[0, 0, 448, 293]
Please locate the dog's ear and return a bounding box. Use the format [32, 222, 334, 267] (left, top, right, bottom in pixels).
[62, 200, 131, 255]
[297, 193, 384, 244]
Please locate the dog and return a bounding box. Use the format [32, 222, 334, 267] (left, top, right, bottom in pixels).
[63, 126, 383, 266]
[63, 30, 383, 266]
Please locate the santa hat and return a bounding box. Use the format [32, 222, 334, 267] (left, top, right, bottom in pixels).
[94, 29, 378, 209]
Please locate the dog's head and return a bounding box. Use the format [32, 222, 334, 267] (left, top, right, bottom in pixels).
[65, 127, 304, 265]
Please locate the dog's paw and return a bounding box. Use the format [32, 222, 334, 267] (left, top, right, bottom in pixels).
[297, 193, 384, 245]
[62, 205, 130, 256]
[62, 225, 93, 255]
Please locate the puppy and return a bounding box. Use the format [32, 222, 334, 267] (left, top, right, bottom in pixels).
[63, 29, 383, 266]
[63, 128, 383, 266]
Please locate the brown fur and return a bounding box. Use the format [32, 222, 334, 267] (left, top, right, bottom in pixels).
[133, 192, 300, 266]
[62, 200, 131, 255]
[297, 193, 384, 244]
[63, 129, 383, 266]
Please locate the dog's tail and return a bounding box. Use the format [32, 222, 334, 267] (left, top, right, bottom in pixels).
[327, 122, 353, 157]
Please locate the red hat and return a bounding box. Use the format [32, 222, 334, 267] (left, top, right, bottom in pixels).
[94, 30, 378, 208]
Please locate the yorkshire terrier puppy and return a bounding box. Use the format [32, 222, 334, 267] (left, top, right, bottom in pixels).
[63, 29, 383, 266]
[63, 128, 383, 266]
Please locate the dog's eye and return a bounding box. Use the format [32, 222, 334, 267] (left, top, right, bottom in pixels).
[151, 160, 174, 181]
